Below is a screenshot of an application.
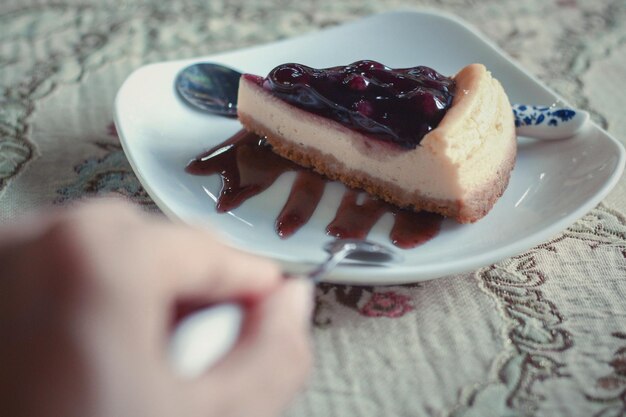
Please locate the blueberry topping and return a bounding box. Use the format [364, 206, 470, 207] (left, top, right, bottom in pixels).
[263, 60, 455, 148]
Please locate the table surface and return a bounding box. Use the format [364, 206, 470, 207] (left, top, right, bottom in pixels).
[1, 0, 625, 416]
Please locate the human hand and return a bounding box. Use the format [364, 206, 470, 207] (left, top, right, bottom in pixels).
[0, 199, 313, 417]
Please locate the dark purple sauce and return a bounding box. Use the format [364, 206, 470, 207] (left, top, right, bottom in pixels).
[186, 130, 443, 249]
[186, 129, 297, 212]
[276, 170, 325, 238]
[260, 60, 455, 149]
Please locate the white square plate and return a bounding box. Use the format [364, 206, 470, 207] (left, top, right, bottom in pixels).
[114, 11, 625, 284]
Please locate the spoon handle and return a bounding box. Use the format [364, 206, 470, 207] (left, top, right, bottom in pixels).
[170, 303, 243, 377]
[307, 247, 352, 282]
[513, 104, 589, 140]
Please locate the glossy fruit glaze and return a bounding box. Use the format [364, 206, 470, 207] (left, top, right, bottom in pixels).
[186, 130, 442, 248]
[258, 60, 455, 148]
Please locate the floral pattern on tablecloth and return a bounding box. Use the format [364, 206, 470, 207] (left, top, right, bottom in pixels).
[1, 1, 625, 416]
[54, 123, 156, 207]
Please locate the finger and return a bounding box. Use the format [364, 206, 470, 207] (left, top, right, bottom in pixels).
[195, 280, 313, 417]
[0, 197, 144, 299]
[0, 205, 69, 250]
[144, 222, 283, 302]
[41, 198, 281, 303]
[0, 214, 50, 248]
[185, 277, 314, 417]
[0, 197, 145, 250]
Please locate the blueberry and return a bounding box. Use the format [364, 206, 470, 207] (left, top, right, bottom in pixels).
[345, 74, 369, 91]
[270, 64, 311, 85]
[351, 60, 386, 72]
[354, 99, 374, 117]
[263, 60, 455, 149]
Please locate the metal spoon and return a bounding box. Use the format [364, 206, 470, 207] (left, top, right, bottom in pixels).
[175, 62, 589, 140]
[175, 62, 241, 117]
[309, 238, 402, 281]
[169, 238, 400, 377]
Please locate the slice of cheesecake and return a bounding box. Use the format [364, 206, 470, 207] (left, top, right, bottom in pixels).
[237, 61, 516, 223]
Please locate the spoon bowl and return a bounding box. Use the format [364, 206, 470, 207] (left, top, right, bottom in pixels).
[323, 238, 402, 264]
[308, 238, 401, 282]
[175, 62, 241, 117]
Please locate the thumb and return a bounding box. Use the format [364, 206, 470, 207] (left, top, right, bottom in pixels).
[188, 277, 314, 417]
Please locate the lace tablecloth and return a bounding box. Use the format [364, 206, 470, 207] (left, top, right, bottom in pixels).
[2, 1, 625, 416]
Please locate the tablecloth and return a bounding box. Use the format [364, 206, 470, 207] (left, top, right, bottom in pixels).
[1, 0, 625, 416]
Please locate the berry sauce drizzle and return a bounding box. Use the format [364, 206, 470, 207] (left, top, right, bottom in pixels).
[186, 130, 443, 249]
[261, 60, 455, 149]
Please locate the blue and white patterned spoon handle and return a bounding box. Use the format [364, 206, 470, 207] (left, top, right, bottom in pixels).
[513, 104, 589, 140]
